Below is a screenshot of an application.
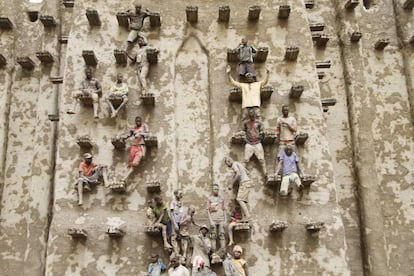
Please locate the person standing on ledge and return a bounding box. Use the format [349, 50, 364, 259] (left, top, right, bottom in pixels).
[226, 65, 269, 119]
[236, 37, 257, 81]
[275, 145, 304, 200]
[75, 153, 108, 206]
[242, 109, 268, 178]
[275, 104, 297, 159]
[225, 157, 251, 224]
[126, 2, 150, 50]
[106, 73, 129, 118]
[67, 68, 102, 119]
[122, 116, 149, 182]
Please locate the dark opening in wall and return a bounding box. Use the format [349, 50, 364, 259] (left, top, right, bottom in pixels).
[363, 0, 371, 9]
[27, 11, 39, 22]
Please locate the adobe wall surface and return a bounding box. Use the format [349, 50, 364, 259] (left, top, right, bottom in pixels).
[0, 0, 412, 276]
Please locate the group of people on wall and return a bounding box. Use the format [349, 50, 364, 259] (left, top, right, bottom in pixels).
[69, 2, 309, 275]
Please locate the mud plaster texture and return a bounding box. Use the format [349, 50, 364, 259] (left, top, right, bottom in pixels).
[0, 0, 412, 276]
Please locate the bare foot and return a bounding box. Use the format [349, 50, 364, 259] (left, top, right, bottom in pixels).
[228, 241, 234, 246]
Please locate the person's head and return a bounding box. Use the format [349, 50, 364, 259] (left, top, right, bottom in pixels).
[173, 189, 183, 200]
[284, 145, 293, 156]
[169, 254, 180, 268]
[224, 156, 233, 168]
[116, 73, 123, 83]
[245, 72, 254, 83]
[282, 105, 289, 117]
[137, 36, 147, 47]
[135, 116, 142, 126]
[247, 108, 256, 120]
[134, 2, 142, 13]
[85, 68, 92, 79]
[149, 252, 159, 263]
[232, 245, 243, 259]
[212, 183, 219, 196]
[83, 153, 93, 164]
[241, 37, 248, 45]
[199, 224, 209, 236]
[154, 194, 163, 206]
[147, 199, 154, 208]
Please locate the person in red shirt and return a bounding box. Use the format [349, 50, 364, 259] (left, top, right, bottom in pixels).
[122, 116, 149, 182]
[242, 109, 267, 177]
[76, 153, 108, 206]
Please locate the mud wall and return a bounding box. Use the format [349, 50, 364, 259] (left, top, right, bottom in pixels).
[0, 0, 412, 276]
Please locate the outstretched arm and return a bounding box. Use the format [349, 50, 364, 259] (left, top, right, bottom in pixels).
[226, 65, 240, 87]
[260, 67, 270, 87]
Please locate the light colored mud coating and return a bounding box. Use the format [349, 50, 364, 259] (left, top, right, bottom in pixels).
[0, 0, 412, 276]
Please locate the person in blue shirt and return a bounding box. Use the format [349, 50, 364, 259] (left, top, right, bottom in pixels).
[147, 252, 166, 276]
[275, 145, 304, 200]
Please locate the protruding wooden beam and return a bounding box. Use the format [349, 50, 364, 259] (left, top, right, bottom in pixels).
[0, 54, 7, 68]
[218, 5, 230, 22]
[316, 34, 329, 48]
[76, 135, 93, 149]
[68, 228, 87, 239]
[284, 47, 299, 61]
[227, 48, 238, 63]
[146, 181, 161, 193]
[146, 48, 158, 64]
[50, 76, 63, 84]
[374, 39, 390, 50]
[59, 35, 68, 44]
[295, 132, 309, 145]
[149, 12, 161, 27]
[86, 8, 101, 26]
[141, 93, 155, 106]
[40, 15, 57, 27]
[116, 12, 129, 28]
[350, 32, 362, 42]
[317, 72, 325, 79]
[144, 226, 161, 236]
[306, 222, 324, 235]
[289, 85, 304, 99]
[278, 5, 290, 19]
[248, 5, 261, 21]
[48, 114, 60, 121]
[17, 56, 35, 70]
[345, 0, 359, 10]
[316, 60, 331, 69]
[110, 181, 126, 193]
[186, 6, 198, 23]
[254, 47, 268, 63]
[321, 98, 337, 107]
[36, 51, 54, 64]
[269, 221, 288, 232]
[305, 0, 314, 9]
[106, 227, 126, 238]
[63, 0, 74, 8]
[114, 49, 127, 65]
[0, 17, 13, 30]
[309, 23, 324, 32]
[82, 50, 98, 66]
[266, 174, 281, 186]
